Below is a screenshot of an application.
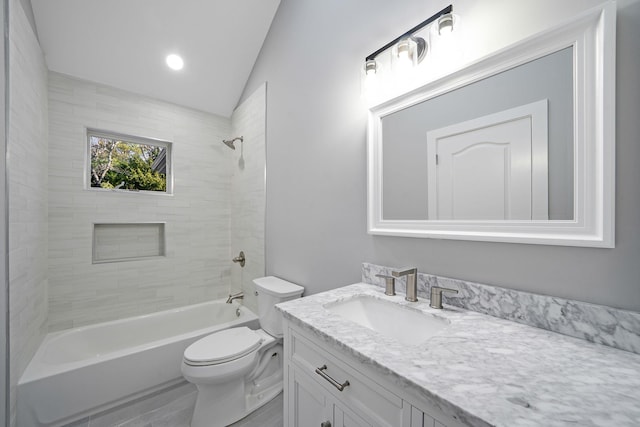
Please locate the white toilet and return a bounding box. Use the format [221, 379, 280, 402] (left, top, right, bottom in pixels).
[181, 276, 304, 427]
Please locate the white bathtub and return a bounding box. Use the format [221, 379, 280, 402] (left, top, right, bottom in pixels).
[17, 299, 259, 427]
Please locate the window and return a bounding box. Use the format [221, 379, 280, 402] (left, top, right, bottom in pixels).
[87, 129, 172, 193]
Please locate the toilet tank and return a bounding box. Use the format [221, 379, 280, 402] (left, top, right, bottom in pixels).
[253, 276, 304, 337]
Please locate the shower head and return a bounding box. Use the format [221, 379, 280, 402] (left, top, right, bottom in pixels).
[222, 136, 243, 150]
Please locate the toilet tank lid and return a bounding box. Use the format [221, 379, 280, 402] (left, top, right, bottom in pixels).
[253, 276, 304, 298]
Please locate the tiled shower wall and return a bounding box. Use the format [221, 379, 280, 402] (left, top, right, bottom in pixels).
[230, 84, 267, 312]
[47, 73, 235, 331]
[8, 0, 49, 423]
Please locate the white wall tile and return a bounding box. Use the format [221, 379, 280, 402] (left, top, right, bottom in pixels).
[92, 223, 166, 262]
[230, 83, 267, 312]
[8, 0, 49, 424]
[47, 73, 234, 331]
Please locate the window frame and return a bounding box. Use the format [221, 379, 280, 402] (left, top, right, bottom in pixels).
[85, 128, 173, 195]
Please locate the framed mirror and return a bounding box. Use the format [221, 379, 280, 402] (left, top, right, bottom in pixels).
[367, 3, 615, 247]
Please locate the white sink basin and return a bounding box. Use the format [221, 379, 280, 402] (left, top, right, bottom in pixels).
[323, 295, 450, 346]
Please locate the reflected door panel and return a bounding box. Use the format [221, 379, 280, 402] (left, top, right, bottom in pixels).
[431, 119, 531, 219]
[427, 100, 548, 220]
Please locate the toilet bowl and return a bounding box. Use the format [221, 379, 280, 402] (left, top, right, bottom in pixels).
[181, 276, 304, 427]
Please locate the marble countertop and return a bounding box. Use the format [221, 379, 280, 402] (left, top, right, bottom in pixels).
[276, 283, 640, 427]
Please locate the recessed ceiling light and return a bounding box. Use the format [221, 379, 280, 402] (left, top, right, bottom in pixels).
[166, 54, 184, 71]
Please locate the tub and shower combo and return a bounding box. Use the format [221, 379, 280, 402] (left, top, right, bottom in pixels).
[17, 299, 259, 427]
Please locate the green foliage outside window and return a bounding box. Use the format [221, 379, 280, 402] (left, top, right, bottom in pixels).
[89, 136, 167, 192]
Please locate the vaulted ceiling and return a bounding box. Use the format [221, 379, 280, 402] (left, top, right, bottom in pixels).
[31, 0, 280, 117]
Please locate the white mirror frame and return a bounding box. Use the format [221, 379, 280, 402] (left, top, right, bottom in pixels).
[367, 3, 615, 247]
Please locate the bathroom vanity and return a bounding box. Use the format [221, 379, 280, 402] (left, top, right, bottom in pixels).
[284, 316, 455, 427]
[277, 282, 640, 427]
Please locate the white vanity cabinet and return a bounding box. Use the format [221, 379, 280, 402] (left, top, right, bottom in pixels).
[288, 366, 370, 427]
[283, 322, 462, 427]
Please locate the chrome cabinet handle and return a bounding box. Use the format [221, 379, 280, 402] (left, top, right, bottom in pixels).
[315, 365, 350, 391]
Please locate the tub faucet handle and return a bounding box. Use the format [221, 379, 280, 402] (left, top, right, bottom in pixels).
[226, 291, 244, 304]
[232, 251, 246, 267]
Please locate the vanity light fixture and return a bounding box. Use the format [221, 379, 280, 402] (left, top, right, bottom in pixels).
[364, 4, 454, 75]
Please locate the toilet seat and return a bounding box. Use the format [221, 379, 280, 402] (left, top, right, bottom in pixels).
[184, 327, 263, 366]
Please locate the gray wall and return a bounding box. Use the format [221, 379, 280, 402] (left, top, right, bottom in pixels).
[18, 0, 35, 38]
[1, 0, 6, 424]
[242, 0, 640, 311]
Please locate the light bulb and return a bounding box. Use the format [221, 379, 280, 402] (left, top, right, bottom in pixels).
[396, 39, 414, 70]
[365, 59, 377, 76]
[438, 14, 454, 35]
[363, 59, 379, 98]
[397, 39, 411, 59]
[166, 54, 184, 70]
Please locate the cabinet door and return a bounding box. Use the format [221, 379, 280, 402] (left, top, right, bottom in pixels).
[410, 405, 448, 427]
[333, 402, 371, 427]
[289, 329, 405, 426]
[288, 365, 332, 427]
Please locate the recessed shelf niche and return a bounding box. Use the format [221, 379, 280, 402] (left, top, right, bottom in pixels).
[92, 222, 166, 264]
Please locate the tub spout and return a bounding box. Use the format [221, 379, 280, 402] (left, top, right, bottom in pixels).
[226, 292, 244, 304]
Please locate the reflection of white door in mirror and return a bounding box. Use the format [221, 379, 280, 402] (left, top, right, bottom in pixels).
[426, 100, 548, 220]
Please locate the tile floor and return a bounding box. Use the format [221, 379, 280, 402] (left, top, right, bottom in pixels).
[117, 391, 283, 427]
[63, 383, 283, 427]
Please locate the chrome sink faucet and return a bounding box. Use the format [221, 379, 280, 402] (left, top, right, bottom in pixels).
[226, 291, 244, 304]
[392, 268, 418, 302]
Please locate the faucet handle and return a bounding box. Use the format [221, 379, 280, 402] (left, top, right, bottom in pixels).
[232, 251, 246, 267]
[375, 274, 396, 296]
[429, 286, 458, 309]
